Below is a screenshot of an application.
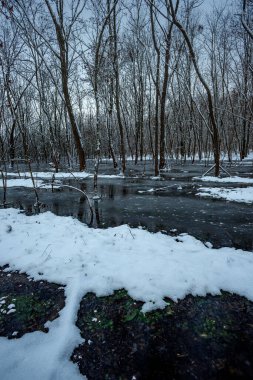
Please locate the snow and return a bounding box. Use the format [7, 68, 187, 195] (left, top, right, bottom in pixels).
[245, 151, 253, 160]
[5, 171, 126, 180]
[6, 171, 91, 180]
[197, 186, 253, 203]
[175, 151, 253, 162]
[193, 175, 253, 183]
[0, 178, 61, 189]
[138, 185, 177, 194]
[95, 174, 125, 179]
[138, 188, 155, 193]
[0, 278, 85, 380]
[7, 309, 16, 315]
[1, 172, 126, 188]
[0, 208, 253, 378]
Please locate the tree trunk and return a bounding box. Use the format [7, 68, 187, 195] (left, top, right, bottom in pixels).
[169, 0, 220, 176]
[44, 0, 86, 171]
[113, 5, 126, 174]
[150, 1, 160, 176]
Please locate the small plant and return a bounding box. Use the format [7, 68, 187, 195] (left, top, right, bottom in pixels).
[198, 318, 217, 338]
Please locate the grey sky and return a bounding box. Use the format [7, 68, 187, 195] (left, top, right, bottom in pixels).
[201, 0, 232, 13]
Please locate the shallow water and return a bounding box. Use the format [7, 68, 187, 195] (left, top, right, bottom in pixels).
[1, 160, 253, 251]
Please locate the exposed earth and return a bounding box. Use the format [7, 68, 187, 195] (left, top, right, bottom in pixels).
[0, 267, 253, 379]
[72, 290, 253, 380]
[0, 266, 65, 339]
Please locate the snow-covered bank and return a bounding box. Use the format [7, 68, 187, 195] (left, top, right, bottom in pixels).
[2, 209, 252, 305]
[0, 209, 253, 379]
[5, 171, 125, 180]
[197, 186, 253, 203]
[0, 172, 127, 189]
[5, 171, 91, 179]
[0, 280, 85, 380]
[0, 178, 61, 189]
[194, 175, 253, 184]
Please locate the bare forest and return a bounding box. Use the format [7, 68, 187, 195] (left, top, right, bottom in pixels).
[0, 0, 252, 177]
[1, 2, 253, 379]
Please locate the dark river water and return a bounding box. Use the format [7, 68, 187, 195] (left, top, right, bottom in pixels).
[1, 160, 253, 251]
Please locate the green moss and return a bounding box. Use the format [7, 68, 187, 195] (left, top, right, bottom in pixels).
[79, 289, 176, 335]
[199, 318, 217, 338]
[111, 289, 129, 300]
[15, 295, 54, 322]
[0, 295, 55, 323]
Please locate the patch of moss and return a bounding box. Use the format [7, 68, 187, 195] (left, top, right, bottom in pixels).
[74, 290, 253, 380]
[198, 318, 217, 338]
[0, 291, 64, 338]
[78, 289, 176, 335]
[0, 294, 53, 327]
[14, 295, 55, 323]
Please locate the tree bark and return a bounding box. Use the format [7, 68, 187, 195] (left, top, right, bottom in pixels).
[168, 0, 220, 176]
[113, 4, 126, 174]
[150, 0, 160, 176]
[44, 0, 86, 171]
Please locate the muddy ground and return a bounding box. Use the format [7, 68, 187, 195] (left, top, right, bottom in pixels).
[0, 266, 65, 339]
[1, 267, 253, 379]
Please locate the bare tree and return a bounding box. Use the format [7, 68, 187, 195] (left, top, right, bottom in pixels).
[242, 0, 253, 39]
[43, 0, 86, 171]
[168, 0, 221, 176]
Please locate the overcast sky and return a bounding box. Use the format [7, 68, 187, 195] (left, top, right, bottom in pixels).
[201, 0, 232, 13]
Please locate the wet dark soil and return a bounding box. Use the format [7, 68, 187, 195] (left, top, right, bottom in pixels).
[0, 267, 253, 379]
[0, 266, 65, 339]
[72, 290, 253, 380]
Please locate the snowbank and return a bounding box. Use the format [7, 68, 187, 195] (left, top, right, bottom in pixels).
[193, 176, 253, 184]
[197, 186, 253, 203]
[5, 171, 125, 181]
[5, 171, 90, 180]
[0, 208, 253, 308]
[0, 209, 253, 379]
[0, 178, 60, 189]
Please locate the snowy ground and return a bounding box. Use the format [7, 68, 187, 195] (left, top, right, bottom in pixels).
[4, 171, 124, 181]
[0, 172, 126, 189]
[197, 186, 253, 203]
[5, 171, 91, 180]
[193, 175, 253, 184]
[194, 175, 253, 203]
[0, 178, 61, 189]
[0, 209, 253, 379]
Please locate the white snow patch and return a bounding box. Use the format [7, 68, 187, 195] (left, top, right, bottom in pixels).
[7, 309, 16, 315]
[0, 178, 63, 189]
[0, 209, 253, 305]
[5, 172, 125, 181]
[6, 171, 91, 180]
[193, 176, 253, 184]
[0, 276, 85, 380]
[0, 209, 253, 378]
[0, 179, 54, 189]
[138, 188, 155, 194]
[97, 174, 125, 179]
[245, 152, 253, 160]
[197, 186, 253, 203]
